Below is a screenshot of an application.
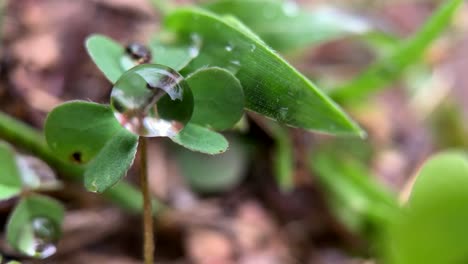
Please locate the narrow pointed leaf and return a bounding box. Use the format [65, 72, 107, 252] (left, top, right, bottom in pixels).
[45, 101, 122, 164]
[84, 129, 138, 193]
[331, 0, 463, 102]
[205, 0, 373, 51]
[6, 195, 64, 258]
[0, 142, 22, 200]
[171, 123, 228, 154]
[165, 8, 363, 136]
[187, 67, 244, 130]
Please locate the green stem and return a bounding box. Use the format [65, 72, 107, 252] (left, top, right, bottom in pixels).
[139, 137, 155, 264]
[0, 111, 164, 214]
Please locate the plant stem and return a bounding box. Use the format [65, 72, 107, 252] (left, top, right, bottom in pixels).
[139, 137, 155, 264]
[0, 111, 164, 214]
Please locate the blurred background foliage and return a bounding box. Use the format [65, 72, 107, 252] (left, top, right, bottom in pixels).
[0, 0, 467, 263]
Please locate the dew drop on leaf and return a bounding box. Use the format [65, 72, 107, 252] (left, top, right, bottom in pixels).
[110, 64, 194, 137]
[19, 217, 59, 259]
[120, 43, 152, 71]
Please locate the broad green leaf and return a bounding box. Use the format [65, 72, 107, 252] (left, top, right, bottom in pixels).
[6, 194, 64, 259]
[174, 135, 249, 192]
[86, 34, 198, 83]
[165, 8, 363, 136]
[330, 0, 463, 102]
[205, 0, 373, 51]
[84, 129, 138, 193]
[45, 101, 122, 164]
[386, 151, 468, 264]
[85, 34, 124, 83]
[187, 67, 244, 130]
[0, 142, 22, 200]
[171, 123, 228, 154]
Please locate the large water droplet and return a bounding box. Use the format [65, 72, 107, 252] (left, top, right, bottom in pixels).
[19, 217, 59, 259]
[120, 43, 152, 71]
[110, 64, 194, 137]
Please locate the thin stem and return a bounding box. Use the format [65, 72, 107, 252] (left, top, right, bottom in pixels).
[139, 137, 155, 264]
[0, 111, 165, 214]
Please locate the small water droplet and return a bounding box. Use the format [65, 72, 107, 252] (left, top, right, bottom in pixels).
[250, 44, 256, 52]
[225, 43, 233, 52]
[110, 64, 194, 137]
[282, 1, 299, 17]
[189, 34, 202, 58]
[230, 60, 241, 66]
[121, 43, 152, 70]
[88, 180, 99, 193]
[19, 217, 59, 259]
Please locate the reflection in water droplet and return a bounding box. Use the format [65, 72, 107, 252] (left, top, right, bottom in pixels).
[282, 1, 299, 17]
[120, 43, 152, 71]
[225, 44, 233, 52]
[110, 64, 194, 137]
[19, 217, 59, 259]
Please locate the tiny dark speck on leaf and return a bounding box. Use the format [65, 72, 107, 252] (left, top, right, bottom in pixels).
[71, 152, 83, 163]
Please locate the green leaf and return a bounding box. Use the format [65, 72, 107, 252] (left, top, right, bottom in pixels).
[149, 34, 199, 71]
[187, 67, 244, 130]
[174, 135, 249, 192]
[171, 123, 228, 154]
[45, 101, 122, 164]
[204, 0, 373, 51]
[85, 34, 124, 83]
[311, 151, 397, 230]
[84, 129, 138, 193]
[0, 142, 22, 200]
[6, 194, 64, 258]
[386, 151, 468, 264]
[86, 34, 198, 83]
[165, 8, 363, 136]
[330, 0, 463, 102]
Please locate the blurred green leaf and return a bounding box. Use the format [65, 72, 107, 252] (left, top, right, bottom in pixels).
[171, 123, 228, 154]
[187, 67, 244, 130]
[386, 151, 468, 264]
[165, 8, 363, 136]
[330, 0, 463, 102]
[45, 101, 122, 164]
[6, 195, 64, 259]
[85, 34, 124, 83]
[311, 151, 397, 230]
[84, 129, 138, 193]
[174, 135, 249, 192]
[0, 142, 22, 200]
[205, 0, 374, 51]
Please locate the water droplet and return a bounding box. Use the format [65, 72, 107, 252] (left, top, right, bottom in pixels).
[282, 1, 299, 17]
[120, 43, 152, 70]
[110, 64, 194, 137]
[189, 34, 202, 58]
[250, 44, 256, 52]
[225, 44, 233, 52]
[16, 155, 60, 191]
[278, 107, 289, 121]
[19, 217, 59, 259]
